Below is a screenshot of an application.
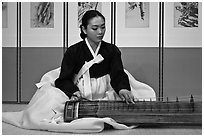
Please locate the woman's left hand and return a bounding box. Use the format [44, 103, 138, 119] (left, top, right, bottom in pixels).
[119, 89, 135, 104]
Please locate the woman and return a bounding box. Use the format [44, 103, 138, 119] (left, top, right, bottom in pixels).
[2, 10, 155, 133]
[55, 10, 134, 103]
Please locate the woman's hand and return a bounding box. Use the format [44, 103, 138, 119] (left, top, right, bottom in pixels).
[119, 89, 135, 104]
[70, 91, 82, 101]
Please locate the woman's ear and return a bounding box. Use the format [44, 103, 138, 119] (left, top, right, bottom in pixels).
[82, 26, 87, 35]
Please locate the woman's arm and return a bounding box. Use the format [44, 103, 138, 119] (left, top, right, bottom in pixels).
[109, 46, 131, 93]
[55, 50, 79, 98]
[109, 46, 134, 103]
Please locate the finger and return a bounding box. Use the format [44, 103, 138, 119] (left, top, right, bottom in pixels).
[123, 94, 130, 104]
[129, 97, 135, 104]
[73, 91, 81, 97]
[128, 94, 135, 104]
[70, 96, 74, 101]
[123, 93, 134, 104]
[119, 94, 126, 101]
[125, 98, 129, 104]
[71, 96, 78, 101]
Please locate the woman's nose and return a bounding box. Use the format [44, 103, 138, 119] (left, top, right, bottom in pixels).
[98, 28, 105, 35]
[98, 28, 102, 34]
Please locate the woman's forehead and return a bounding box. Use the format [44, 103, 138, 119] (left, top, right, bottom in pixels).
[88, 16, 105, 26]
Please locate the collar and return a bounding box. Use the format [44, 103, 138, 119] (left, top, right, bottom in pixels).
[85, 38, 101, 58]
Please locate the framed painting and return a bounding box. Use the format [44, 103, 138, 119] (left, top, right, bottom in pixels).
[30, 2, 54, 28]
[21, 2, 63, 47]
[68, 2, 112, 46]
[174, 2, 198, 28]
[116, 2, 159, 47]
[164, 2, 202, 47]
[2, 2, 17, 47]
[2, 2, 8, 28]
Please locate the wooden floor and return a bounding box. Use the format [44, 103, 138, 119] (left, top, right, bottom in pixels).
[2, 104, 202, 135]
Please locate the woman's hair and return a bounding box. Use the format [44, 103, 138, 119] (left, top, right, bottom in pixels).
[80, 10, 105, 39]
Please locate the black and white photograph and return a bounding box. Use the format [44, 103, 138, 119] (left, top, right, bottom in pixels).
[2, 1, 202, 135]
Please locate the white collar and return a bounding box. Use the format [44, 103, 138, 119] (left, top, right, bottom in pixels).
[85, 38, 101, 58]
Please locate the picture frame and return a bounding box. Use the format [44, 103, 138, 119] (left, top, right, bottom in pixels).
[21, 2, 63, 47]
[164, 2, 202, 47]
[68, 2, 112, 46]
[116, 2, 159, 47]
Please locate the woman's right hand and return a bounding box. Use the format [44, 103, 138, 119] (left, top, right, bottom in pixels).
[70, 91, 82, 101]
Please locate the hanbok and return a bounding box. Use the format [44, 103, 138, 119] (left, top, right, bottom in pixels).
[2, 40, 156, 133]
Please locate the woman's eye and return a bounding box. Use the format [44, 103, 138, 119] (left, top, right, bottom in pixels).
[92, 27, 98, 30]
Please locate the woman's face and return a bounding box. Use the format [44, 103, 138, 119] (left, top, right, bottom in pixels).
[83, 16, 106, 44]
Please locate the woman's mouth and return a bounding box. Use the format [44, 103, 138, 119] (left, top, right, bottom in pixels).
[97, 35, 103, 39]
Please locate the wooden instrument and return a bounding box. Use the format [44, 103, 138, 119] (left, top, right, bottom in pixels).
[64, 95, 201, 126]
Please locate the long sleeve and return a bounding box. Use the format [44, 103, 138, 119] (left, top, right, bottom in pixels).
[55, 50, 79, 98]
[109, 46, 131, 94]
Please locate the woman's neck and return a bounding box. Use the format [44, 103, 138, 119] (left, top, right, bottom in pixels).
[86, 38, 99, 53]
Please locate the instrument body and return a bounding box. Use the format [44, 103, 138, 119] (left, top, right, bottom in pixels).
[64, 100, 202, 126]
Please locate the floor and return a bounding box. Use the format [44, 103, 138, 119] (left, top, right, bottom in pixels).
[2, 104, 202, 135]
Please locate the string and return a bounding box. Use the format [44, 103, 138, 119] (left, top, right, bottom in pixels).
[76, 100, 201, 112]
[156, 95, 202, 101]
[69, 94, 202, 102]
[65, 95, 202, 118]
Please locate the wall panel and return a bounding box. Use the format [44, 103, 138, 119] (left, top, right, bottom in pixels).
[120, 47, 159, 96]
[2, 2, 18, 102]
[2, 48, 17, 102]
[163, 48, 202, 99]
[21, 47, 63, 102]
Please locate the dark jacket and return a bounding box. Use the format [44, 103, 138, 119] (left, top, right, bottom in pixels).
[55, 40, 130, 98]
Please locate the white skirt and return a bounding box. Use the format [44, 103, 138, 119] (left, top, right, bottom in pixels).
[2, 67, 156, 133]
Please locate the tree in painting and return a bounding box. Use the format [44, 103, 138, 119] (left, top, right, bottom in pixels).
[126, 2, 149, 28]
[175, 2, 198, 27]
[127, 2, 145, 20]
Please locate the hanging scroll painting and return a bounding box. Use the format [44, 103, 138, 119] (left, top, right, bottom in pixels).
[125, 2, 149, 28]
[21, 2, 63, 47]
[116, 2, 159, 47]
[174, 2, 198, 28]
[68, 2, 111, 46]
[30, 2, 54, 28]
[78, 2, 102, 27]
[2, 2, 8, 28]
[2, 2, 17, 47]
[165, 2, 201, 47]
